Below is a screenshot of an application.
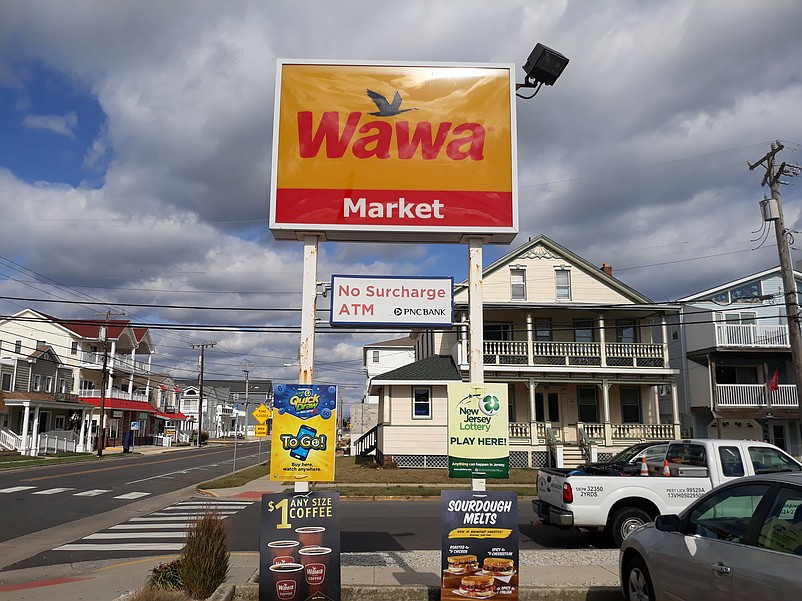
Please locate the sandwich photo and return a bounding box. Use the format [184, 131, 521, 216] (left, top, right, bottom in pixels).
[482, 557, 515, 577]
[458, 574, 495, 598]
[447, 554, 479, 574]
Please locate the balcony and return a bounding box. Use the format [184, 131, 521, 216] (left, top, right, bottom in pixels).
[80, 351, 151, 374]
[715, 324, 789, 348]
[80, 389, 150, 404]
[481, 340, 665, 369]
[716, 383, 798, 408]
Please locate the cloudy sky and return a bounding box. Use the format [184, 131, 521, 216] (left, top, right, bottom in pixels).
[1, 0, 801, 400]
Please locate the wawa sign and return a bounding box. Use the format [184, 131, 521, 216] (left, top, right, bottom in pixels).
[269, 60, 518, 243]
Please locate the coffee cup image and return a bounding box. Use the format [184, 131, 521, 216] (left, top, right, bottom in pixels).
[267, 539, 300, 565]
[295, 525, 325, 547]
[299, 545, 332, 588]
[268, 562, 304, 600]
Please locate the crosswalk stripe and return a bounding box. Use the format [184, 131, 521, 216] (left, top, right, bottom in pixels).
[113, 492, 151, 499]
[74, 489, 112, 497]
[54, 543, 186, 551]
[84, 532, 187, 539]
[0, 486, 37, 493]
[128, 516, 229, 522]
[33, 488, 75, 495]
[109, 523, 196, 529]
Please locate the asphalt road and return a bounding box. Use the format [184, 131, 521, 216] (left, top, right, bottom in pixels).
[1, 447, 596, 571]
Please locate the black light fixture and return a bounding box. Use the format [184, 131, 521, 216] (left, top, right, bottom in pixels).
[518, 43, 569, 99]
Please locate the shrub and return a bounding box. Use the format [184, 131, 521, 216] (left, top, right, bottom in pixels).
[148, 558, 183, 590]
[179, 511, 230, 599]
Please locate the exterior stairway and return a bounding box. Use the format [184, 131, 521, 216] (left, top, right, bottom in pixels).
[561, 444, 586, 469]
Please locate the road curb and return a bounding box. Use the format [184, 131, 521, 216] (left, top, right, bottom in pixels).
[221, 583, 621, 600]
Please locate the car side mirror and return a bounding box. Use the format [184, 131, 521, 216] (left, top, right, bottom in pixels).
[655, 514, 681, 532]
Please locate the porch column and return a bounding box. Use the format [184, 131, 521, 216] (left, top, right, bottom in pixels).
[127, 348, 136, 394]
[601, 381, 613, 446]
[20, 402, 31, 455]
[651, 385, 660, 423]
[107, 340, 117, 395]
[526, 311, 534, 366]
[77, 408, 88, 452]
[671, 381, 681, 438]
[382, 386, 391, 424]
[660, 313, 669, 367]
[145, 353, 153, 399]
[598, 313, 607, 367]
[528, 379, 537, 444]
[30, 406, 41, 456]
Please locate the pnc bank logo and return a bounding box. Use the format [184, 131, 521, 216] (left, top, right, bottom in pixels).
[296, 87, 486, 161]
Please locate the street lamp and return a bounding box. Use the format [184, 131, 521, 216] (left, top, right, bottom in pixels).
[517, 43, 569, 99]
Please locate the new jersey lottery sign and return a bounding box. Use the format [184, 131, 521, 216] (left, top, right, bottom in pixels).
[270, 60, 518, 243]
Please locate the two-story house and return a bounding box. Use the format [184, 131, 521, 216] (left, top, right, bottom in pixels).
[0, 308, 157, 452]
[359, 235, 682, 468]
[669, 267, 802, 457]
[176, 378, 273, 439]
[0, 345, 86, 454]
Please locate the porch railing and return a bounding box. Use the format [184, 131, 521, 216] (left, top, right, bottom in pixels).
[79, 389, 151, 404]
[715, 324, 789, 348]
[483, 340, 665, 368]
[611, 423, 676, 440]
[38, 431, 78, 454]
[0, 428, 21, 451]
[716, 383, 798, 407]
[508, 421, 675, 445]
[80, 352, 151, 373]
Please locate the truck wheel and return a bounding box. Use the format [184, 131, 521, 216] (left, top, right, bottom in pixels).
[623, 554, 655, 601]
[609, 507, 651, 547]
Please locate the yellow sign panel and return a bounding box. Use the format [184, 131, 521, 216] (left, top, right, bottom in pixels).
[270, 384, 337, 482]
[270, 60, 517, 243]
[252, 403, 271, 424]
[254, 425, 268, 437]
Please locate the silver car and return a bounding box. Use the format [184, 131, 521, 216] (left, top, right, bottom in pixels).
[620, 472, 802, 601]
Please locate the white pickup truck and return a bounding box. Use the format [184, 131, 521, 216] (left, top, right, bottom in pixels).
[534, 438, 802, 546]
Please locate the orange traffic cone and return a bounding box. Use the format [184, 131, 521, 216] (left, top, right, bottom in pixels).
[662, 459, 671, 477]
[640, 456, 649, 476]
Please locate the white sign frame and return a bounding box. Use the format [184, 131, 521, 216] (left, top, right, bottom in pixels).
[330, 275, 454, 327]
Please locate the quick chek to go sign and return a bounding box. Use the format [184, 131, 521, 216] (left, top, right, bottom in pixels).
[270, 60, 518, 243]
[330, 275, 453, 327]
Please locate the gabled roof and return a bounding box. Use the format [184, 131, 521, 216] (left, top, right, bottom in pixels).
[365, 336, 415, 348]
[677, 265, 802, 302]
[28, 345, 65, 366]
[454, 234, 653, 304]
[371, 355, 461, 384]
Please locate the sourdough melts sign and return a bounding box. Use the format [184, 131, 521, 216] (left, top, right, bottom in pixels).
[270, 60, 517, 243]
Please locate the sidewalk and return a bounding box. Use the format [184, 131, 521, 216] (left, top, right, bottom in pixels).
[0, 444, 622, 600]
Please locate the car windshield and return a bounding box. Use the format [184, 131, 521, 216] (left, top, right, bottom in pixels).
[609, 444, 650, 463]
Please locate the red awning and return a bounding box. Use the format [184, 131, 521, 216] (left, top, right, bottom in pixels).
[158, 385, 167, 390]
[156, 411, 189, 420]
[80, 397, 157, 412]
[174, 387, 181, 393]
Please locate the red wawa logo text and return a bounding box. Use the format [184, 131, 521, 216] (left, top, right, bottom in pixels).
[296, 89, 486, 161]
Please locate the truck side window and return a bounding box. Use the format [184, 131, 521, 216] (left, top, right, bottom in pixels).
[667, 443, 706, 466]
[749, 446, 802, 473]
[719, 446, 745, 477]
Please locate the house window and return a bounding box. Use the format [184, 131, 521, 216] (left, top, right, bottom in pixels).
[578, 386, 599, 422]
[510, 269, 526, 300]
[573, 319, 595, 343]
[620, 387, 642, 423]
[1, 373, 11, 391]
[55, 416, 65, 430]
[34, 374, 42, 392]
[535, 318, 552, 341]
[36, 340, 46, 349]
[485, 323, 513, 341]
[71, 341, 78, 354]
[58, 378, 67, 393]
[715, 365, 759, 385]
[14, 340, 22, 354]
[555, 269, 571, 300]
[616, 319, 638, 343]
[507, 384, 516, 422]
[45, 376, 54, 393]
[372, 350, 380, 362]
[412, 387, 432, 419]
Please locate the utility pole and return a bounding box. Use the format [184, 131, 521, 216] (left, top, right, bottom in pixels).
[190, 342, 215, 446]
[749, 141, 802, 424]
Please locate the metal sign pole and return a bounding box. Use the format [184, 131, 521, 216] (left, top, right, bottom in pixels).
[468, 237, 486, 492]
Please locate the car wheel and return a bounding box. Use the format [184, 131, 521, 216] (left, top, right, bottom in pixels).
[624, 555, 655, 601]
[609, 507, 651, 547]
